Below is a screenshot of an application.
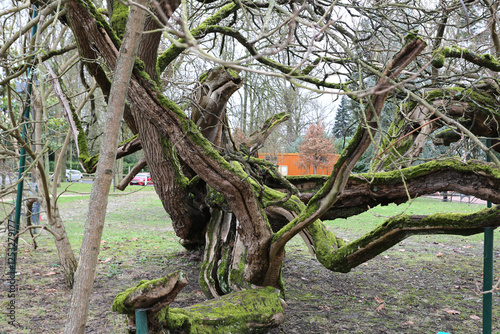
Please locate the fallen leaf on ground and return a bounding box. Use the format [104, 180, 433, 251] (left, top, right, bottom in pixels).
[443, 308, 461, 315]
[402, 321, 414, 326]
[45, 289, 57, 292]
[374, 297, 384, 304]
[44, 271, 58, 276]
[99, 257, 112, 263]
[436, 252, 443, 257]
[376, 303, 385, 311]
[470, 315, 480, 320]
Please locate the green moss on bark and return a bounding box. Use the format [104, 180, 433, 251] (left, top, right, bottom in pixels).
[228, 251, 248, 289]
[110, 1, 129, 40]
[156, 3, 239, 74]
[365, 159, 500, 185]
[76, 0, 122, 47]
[154, 93, 243, 178]
[433, 128, 461, 146]
[324, 205, 500, 273]
[217, 246, 232, 294]
[432, 45, 500, 71]
[112, 272, 185, 315]
[161, 138, 190, 188]
[156, 287, 284, 334]
[404, 29, 421, 43]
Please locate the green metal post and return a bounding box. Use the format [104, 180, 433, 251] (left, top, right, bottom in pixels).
[483, 138, 494, 334]
[483, 227, 494, 334]
[135, 308, 148, 334]
[10, 8, 38, 277]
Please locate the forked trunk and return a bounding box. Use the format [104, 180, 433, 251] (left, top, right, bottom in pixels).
[200, 210, 252, 298]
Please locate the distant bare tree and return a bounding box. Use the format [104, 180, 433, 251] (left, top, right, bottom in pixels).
[298, 121, 336, 174]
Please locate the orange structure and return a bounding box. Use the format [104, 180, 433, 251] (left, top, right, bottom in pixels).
[258, 153, 339, 176]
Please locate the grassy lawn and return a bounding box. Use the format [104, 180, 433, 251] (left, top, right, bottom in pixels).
[327, 197, 485, 239]
[0, 190, 498, 333]
[55, 181, 156, 195]
[286, 196, 487, 251]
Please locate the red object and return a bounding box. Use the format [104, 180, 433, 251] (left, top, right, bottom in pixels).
[129, 172, 153, 186]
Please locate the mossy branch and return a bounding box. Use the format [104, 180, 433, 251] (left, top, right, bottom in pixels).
[47, 62, 143, 172]
[110, 0, 129, 40]
[271, 37, 428, 251]
[197, 25, 343, 89]
[239, 112, 290, 155]
[45, 61, 96, 172]
[321, 206, 500, 273]
[432, 45, 500, 71]
[114, 276, 284, 333]
[79, 0, 122, 48]
[112, 271, 188, 315]
[374, 84, 499, 169]
[156, 3, 239, 74]
[292, 159, 500, 221]
[433, 128, 461, 146]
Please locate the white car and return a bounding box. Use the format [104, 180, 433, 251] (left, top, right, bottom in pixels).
[65, 170, 83, 182]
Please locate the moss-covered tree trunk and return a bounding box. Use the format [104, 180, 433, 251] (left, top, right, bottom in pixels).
[62, 1, 500, 333]
[65, 0, 275, 295]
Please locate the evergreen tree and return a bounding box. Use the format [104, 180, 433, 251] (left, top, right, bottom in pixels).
[332, 96, 357, 138]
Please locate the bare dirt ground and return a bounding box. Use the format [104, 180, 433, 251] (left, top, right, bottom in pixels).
[1, 191, 499, 333]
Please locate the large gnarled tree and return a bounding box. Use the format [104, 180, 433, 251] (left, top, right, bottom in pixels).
[2, 0, 500, 332]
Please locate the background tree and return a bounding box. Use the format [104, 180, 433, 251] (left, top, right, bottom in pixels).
[0, 7, 79, 287]
[298, 121, 336, 174]
[230, 77, 327, 153]
[332, 95, 357, 139]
